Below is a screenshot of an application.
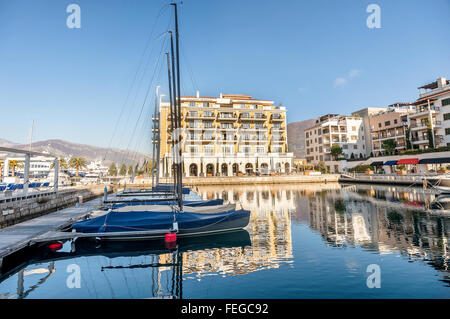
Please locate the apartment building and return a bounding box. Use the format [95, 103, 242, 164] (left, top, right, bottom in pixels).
[304, 114, 365, 166]
[411, 77, 450, 148]
[352, 107, 387, 157]
[158, 93, 294, 177]
[369, 104, 416, 156]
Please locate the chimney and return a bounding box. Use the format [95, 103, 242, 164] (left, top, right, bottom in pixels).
[437, 77, 447, 88]
[196, 90, 200, 98]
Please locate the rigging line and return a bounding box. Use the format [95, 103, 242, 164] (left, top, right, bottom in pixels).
[180, 42, 199, 93]
[116, 13, 174, 153]
[118, 40, 168, 166]
[104, 4, 170, 161]
[129, 54, 165, 162]
[128, 51, 166, 167]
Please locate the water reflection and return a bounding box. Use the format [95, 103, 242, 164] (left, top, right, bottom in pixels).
[195, 183, 449, 285]
[0, 182, 449, 298]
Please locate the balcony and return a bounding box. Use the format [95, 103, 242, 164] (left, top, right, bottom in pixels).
[411, 136, 430, 144]
[409, 106, 440, 118]
[271, 114, 284, 122]
[410, 120, 441, 130]
[217, 113, 237, 121]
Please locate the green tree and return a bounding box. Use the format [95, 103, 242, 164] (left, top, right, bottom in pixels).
[51, 158, 68, 170]
[317, 161, 326, 173]
[143, 161, 153, 175]
[405, 127, 412, 149]
[382, 139, 397, 155]
[69, 157, 87, 177]
[109, 163, 118, 176]
[330, 144, 342, 161]
[127, 165, 133, 175]
[119, 164, 127, 176]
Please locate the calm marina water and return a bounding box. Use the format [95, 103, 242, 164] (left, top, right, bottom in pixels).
[0, 183, 449, 299]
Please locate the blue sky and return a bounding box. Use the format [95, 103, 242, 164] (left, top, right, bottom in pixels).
[0, 0, 449, 154]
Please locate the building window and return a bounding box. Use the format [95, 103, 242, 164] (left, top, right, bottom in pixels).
[204, 121, 214, 128]
[222, 146, 233, 154]
[446, 128, 450, 135]
[189, 102, 195, 107]
[189, 146, 198, 154]
[352, 126, 356, 131]
[378, 123, 381, 128]
[385, 121, 390, 126]
[394, 119, 398, 124]
[444, 113, 450, 121]
[272, 146, 282, 153]
[203, 102, 209, 107]
[442, 98, 450, 107]
[306, 132, 309, 138]
[204, 146, 214, 155]
[256, 146, 265, 153]
[353, 145, 358, 150]
[242, 146, 251, 154]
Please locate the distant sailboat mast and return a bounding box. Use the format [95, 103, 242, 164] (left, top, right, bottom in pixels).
[171, 2, 183, 211]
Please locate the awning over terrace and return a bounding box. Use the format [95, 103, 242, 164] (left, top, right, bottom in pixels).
[418, 157, 450, 164]
[396, 158, 419, 165]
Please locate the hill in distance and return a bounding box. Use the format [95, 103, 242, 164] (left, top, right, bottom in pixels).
[1, 139, 151, 166]
[287, 118, 316, 158]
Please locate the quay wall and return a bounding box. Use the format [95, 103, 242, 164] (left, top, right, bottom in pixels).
[122, 174, 340, 186]
[0, 185, 107, 228]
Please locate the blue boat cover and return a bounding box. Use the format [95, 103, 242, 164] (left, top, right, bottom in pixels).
[72, 207, 248, 233]
[110, 199, 224, 209]
[384, 160, 398, 166]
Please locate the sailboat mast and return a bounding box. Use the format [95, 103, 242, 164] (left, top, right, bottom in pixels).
[171, 2, 183, 210]
[169, 31, 179, 198]
[151, 86, 160, 189]
[156, 95, 161, 186]
[166, 52, 177, 192]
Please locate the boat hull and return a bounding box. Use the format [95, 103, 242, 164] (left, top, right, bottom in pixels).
[71, 207, 250, 240]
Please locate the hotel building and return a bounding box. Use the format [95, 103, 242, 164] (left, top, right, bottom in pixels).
[369, 104, 416, 156]
[304, 114, 365, 167]
[158, 93, 294, 177]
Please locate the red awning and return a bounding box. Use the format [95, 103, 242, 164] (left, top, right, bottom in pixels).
[397, 158, 419, 165]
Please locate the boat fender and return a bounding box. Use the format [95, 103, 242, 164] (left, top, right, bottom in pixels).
[95, 237, 102, 248]
[165, 233, 177, 243]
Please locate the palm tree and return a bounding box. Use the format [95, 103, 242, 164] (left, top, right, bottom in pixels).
[69, 157, 87, 177]
[51, 158, 69, 170]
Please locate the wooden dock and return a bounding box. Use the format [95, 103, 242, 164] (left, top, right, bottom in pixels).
[0, 197, 103, 260]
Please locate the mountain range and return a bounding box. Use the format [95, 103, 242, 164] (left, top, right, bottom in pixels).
[1, 118, 314, 163]
[287, 119, 315, 158]
[0, 139, 150, 166]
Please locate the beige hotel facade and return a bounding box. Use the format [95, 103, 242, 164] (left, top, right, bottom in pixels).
[158, 93, 294, 177]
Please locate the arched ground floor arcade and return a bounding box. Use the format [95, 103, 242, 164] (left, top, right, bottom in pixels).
[160, 154, 294, 177]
